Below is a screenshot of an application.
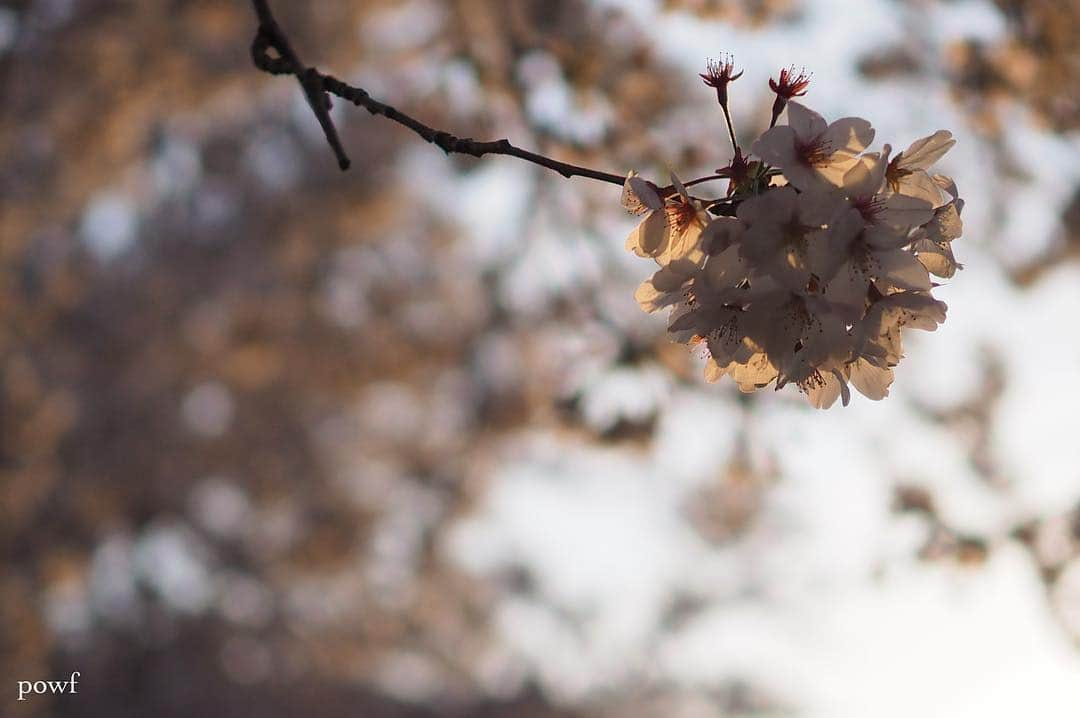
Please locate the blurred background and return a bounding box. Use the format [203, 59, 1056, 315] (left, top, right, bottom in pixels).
[2, 0, 1079, 716]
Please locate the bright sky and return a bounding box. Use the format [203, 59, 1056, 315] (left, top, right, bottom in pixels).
[439, 0, 1080, 714]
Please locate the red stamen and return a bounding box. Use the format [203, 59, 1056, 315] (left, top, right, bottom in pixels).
[769, 66, 812, 99]
[700, 54, 743, 106]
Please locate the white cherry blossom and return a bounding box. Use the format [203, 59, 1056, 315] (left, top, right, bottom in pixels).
[913, 198, 965, 278]
[752, 101, 874, 191]
[885, 130, 956, 208]
[736, 186, 835, 292]
[623, 83, 963, 408]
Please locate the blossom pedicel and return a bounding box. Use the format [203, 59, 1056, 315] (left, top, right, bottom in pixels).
[624, 59, 962, 408]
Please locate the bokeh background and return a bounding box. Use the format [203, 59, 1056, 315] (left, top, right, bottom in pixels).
[2, 0, 1079, 716]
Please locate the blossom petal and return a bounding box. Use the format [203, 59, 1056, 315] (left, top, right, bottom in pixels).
[736, 185, 798, 226]
[669, 171, 689, 200]
[898, 130, 955, 170]
[703, 357, 726, 383]
[786, 101, 827, 141]
[849, 359, 893, 400]
[804, 371, 844, 409]
[625, 211, 668, 258]
[885, 292, 948, 330]
[913, 237, 960, 278]
[729, 352, 778, 391]
[751, 127, 798, 173]
[824, 263, 870, 320]
[657, 220, 706, 269]
[924, 200, 964, 243]
[635, 275, 682, 313]
[874, 249, 932, 291]
[879, 193, 934, 232]
[840, 152, 887, 199]
[624, 174, 664, 213]
[896, 170, 946, 207]
[823, 117, 875, 156]
[701, 217, 743, 255]
[705, 244, 750, 291]
[933, 174, 959, 199]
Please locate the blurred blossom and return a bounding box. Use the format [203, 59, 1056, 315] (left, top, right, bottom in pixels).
[218, 574, 274, 628]
[89, 534, 140, 626]
[134, 523, 215, 614]
[79, 191, 138, 261]
[181, 381, 235, 438]
[189, 478, 252, 540]
[192, 181, 239, 230]
[362, 0, 445, 52]
[150, 133, 202, 199]
[244, 503, 302, 559]
[358, 382, 424, 444]
[578, 364, 668, 434]
[43, 570, 91, 638]
[244, 128, 303, 191]
[374, 651, 447, 703]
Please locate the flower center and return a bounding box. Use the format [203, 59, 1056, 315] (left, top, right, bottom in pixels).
[853, 195, 886, 223]
[796, 136, 833, 168]
[797, 369, 828, 393]
[665, 197, 698, 234]
[885, 158, 914, 193]
[780, 217, 818, 270]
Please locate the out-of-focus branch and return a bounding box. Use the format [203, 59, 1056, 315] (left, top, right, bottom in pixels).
[249, 0, 626, 185]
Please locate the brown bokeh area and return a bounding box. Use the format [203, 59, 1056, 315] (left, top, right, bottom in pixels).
[1, 2, 678, 715]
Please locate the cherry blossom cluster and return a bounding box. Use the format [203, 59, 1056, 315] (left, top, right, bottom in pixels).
[624, 61, 963, 408]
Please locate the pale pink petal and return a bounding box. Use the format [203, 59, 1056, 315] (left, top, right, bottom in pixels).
[896, 170, 946, 207]
[703, 357, 726, 383]
[656, 220, 706, 267]
[863, 224, 912, 251]
[898, 130, 955, 170]
[651, 261, 696, 291]
[634, 277, 680, 313]
[849, 359, 893, 400]
[804, 371, 844, 409]
[625, 211, 669, 258]
[823, 117, 875, 156]
[736, 186, 798, 226]
[874, 249, 932, 291]
[701, 217, 743, 255]
[705, 244, 750, 290]
[751, 127, 799, 173]
[730, 352, 778, 391]
[669, 171, 690, 200]
[924, 201, 964, 243]
[840, 152, 887, 199]
[785, 101, 827, 141]
[628, 175, 663, 211]
[824, 263, 870, 320]
[878, 193, 934, 231]
[933, 174, 959, 199]
[913, 237, 960, 278]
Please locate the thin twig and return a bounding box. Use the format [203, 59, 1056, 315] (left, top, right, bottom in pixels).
[251, 0, 350, 169]
[249, 0, 626, 186]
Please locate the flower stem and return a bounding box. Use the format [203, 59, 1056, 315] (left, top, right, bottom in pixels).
[721, 105, 739, 154]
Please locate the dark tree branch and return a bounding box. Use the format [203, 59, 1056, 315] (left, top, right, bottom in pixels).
[251, 0, 351, 170]
[249, 0, 626, 186]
